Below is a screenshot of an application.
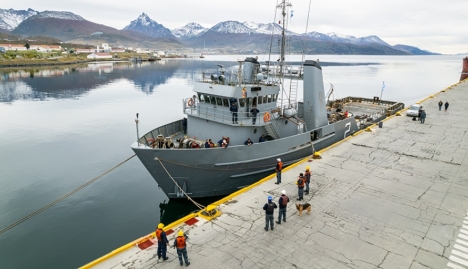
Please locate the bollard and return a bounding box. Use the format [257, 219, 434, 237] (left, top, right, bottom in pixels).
[378, 122, 383, 128]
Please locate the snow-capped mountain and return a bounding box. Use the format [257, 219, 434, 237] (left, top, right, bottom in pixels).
[0, 8, 37, 31]
[242, 21, 297, 35]
[32, 11, 84, 21]
[326, 32, 389, 46]
[208, 21, 256, 34]
[172, 22, 207, 39]
[123, 13, 174, 38]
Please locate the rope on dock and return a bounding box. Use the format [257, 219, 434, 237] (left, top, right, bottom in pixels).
[0, 154, 136, 235]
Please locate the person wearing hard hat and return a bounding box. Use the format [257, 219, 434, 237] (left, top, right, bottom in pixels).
[304, 166, 311, 195]
[173, 230, 190, 266]
[262, 196, 278, 231]
[297, 173, 305, 201]
[275, 158, 283, 184]
[276, 190, 289, 225]
[155, 223, 169, 261]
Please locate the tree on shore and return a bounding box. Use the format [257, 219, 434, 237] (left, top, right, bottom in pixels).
[24, 43, 30, 50]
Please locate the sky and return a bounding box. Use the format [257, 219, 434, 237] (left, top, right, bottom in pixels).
[3, 0, 467, 54]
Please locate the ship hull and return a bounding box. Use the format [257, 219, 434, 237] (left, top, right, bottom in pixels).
[132, 118, 358, 199]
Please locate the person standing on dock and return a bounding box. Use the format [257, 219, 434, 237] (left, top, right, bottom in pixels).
[263, 196, 277, 231]
[445, 101, 450, 112]
[438, 101, 443, 111]
[155, 223, 169, 261]
[173, 230, 190, 266]
[420, 110, 426, 124]
[230, 101, 238, 124]
[304, 166, 311, 195]
[297, 173, 305, 201]
[275, 158, 283, 184]
[276, 190, 289, 225]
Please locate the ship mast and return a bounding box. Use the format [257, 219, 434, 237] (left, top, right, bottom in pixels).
[278, 0, 292, 75]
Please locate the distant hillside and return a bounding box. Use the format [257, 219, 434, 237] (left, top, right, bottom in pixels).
[393, 44, 440, 55]
[11, 11, 184, 49]
[0, 8, 440, 54]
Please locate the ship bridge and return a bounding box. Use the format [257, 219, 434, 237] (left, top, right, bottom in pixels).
[183, 57, 283, 126]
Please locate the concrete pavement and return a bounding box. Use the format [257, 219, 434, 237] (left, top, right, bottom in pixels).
[87, 80, 468, 269]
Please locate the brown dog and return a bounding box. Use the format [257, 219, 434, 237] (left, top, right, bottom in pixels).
[295, 203, 312, 216]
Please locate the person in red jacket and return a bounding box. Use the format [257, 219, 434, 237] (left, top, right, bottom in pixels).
[173, 230, 190, 266]
[297, 173, 305, 200]
[276, 190, 289, 224]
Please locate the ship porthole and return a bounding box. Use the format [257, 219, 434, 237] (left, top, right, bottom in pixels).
[285, 120, 288, 124]
[253, 128, 257, 133]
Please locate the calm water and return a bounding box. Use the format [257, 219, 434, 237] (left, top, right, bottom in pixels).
[0, 55, 462, 268]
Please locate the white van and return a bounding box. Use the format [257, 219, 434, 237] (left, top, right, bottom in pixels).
[406, 104, 422, 117]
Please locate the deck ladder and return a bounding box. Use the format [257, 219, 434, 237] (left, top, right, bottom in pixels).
[289, 78, 299, 109]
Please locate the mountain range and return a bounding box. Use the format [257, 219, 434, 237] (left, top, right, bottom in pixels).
[0, 8, 438, 55]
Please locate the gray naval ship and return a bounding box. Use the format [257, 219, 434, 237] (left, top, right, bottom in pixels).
[131, 0, 404, 199]
[131, 57, 403, 199]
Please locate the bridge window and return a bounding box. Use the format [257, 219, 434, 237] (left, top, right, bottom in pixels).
[263, 95, 268, 103]
[252, 97, 257, 107]
[205, 94, 211, 103]
[267, 94, 272, 103]
[272, 94, 277, 102]
[216, 97, 223, 106]
[258, 96, 263, 105]
[210, 96, 216, 105]
[238, 98, 245, 107]
[223, 98, 229, 107]
[198, 93, 205, 102]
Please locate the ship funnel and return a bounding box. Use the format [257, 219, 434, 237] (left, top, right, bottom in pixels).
[302, 60, 328, 130]
[242, 57, 260, 83]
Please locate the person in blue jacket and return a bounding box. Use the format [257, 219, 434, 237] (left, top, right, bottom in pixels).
[259, 134, 266, 143]
[155, 223, 169, 261]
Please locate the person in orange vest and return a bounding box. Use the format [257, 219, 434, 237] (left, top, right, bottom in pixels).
[173, 230, 190, 266]
[275, 158, 283, 184]
[155, 223, 169, 261]
[297, 173, 305, 200]
[304, 166, 311, 195]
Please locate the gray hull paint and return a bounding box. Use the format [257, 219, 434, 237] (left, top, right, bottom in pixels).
[132, 117, 359, 198]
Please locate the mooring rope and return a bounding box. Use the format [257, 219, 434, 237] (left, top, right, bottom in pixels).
[0, 154, 136, 235]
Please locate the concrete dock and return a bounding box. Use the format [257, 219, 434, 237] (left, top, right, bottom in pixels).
[83, 80, 468, 269]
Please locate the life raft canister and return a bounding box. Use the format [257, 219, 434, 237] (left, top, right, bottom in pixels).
[263, 111, 271, 122]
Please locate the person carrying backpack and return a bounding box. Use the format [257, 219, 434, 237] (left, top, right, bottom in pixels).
[263, 196, 277, 231]
[276, 190, 289, 225]
[297, 173, 305, 200]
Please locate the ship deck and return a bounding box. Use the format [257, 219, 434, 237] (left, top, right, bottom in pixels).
[82, 80, 468, 269]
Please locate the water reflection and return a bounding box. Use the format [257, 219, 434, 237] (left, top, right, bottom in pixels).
[0, 60, 205, 103]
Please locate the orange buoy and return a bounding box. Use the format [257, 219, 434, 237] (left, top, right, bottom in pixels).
[263, 112, 271, 122]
